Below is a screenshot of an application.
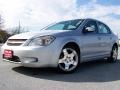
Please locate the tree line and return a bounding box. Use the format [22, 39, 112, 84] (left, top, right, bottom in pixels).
[0, 15, 28, 43]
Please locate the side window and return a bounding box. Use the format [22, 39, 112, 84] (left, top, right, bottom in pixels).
[98, 22, 111, 34]
[83, 21, 98, 33]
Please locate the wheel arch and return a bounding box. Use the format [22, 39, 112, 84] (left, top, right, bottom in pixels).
[62, 42, 80, 55]
[113, 43, 118, 49]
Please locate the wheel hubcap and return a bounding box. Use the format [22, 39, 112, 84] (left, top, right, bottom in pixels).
[58, 48, 78, 71]
[112, 48, 118, 60]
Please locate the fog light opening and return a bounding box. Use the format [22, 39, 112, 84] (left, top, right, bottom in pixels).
[22, 57, 38, 63]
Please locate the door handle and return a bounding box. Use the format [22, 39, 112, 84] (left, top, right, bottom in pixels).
[110, 37, 112, 40]
[98, 37, 101, 40]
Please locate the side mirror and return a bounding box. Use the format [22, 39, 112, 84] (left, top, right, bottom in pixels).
[83, 26, 95, 33]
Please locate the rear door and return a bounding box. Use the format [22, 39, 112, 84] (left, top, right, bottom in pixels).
[97, 21, 113, 55]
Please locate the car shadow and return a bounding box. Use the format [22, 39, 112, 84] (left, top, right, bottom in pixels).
[12, 59, 120, 83]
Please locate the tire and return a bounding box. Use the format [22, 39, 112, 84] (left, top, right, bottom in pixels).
[107, 45, 118, 62]
[58, 46, 80, 73]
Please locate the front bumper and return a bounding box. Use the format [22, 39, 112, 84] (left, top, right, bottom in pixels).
[1, 44, 61, 68]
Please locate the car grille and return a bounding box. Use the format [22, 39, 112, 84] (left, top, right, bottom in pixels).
[7, 39, 27, 46]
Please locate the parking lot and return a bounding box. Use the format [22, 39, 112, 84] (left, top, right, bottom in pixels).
[0, 47, 120, 90]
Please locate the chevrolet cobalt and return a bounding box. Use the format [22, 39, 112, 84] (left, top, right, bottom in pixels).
[1, 19, 119, 73]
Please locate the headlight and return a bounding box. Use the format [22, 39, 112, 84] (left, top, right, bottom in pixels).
[28, 35, 55, 46]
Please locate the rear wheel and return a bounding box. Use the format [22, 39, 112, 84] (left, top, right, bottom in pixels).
[58, 46, 79, 73]
[107, 45, 118, 62]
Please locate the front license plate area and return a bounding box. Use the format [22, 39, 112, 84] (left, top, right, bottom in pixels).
[4, 49, 13, 59]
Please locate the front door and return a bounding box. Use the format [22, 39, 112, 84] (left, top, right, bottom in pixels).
[81, 20, 103, 61]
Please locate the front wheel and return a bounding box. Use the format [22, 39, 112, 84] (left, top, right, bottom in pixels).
[107, 45, 118, 62]
[58, 47, 79, 73]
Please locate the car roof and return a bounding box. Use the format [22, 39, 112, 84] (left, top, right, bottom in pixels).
[64, 18, 102, 23]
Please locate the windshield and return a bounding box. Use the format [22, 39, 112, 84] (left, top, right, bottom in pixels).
[45, 19, 84, 30]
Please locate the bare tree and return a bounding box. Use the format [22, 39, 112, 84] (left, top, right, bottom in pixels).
[0, 15, 4, 30]
[0, 15, 10, 43]
[10, 21, 28, 35]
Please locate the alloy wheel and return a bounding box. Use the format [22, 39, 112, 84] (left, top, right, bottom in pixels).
[58, 48, 79, 72]
[112, 47, 118, 61]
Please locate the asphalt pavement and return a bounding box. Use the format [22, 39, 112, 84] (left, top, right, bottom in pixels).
[0, 47, 120, 90]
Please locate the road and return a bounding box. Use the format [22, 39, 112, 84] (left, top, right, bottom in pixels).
[0, 47, 120, 90]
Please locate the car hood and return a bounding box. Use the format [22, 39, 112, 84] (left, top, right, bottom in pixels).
[9, 30, 70, 39]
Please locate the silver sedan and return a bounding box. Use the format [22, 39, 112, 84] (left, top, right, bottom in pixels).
[1, 18, 119, 73]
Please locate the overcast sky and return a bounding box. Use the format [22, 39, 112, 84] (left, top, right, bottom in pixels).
[0, 0, 120, 34]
